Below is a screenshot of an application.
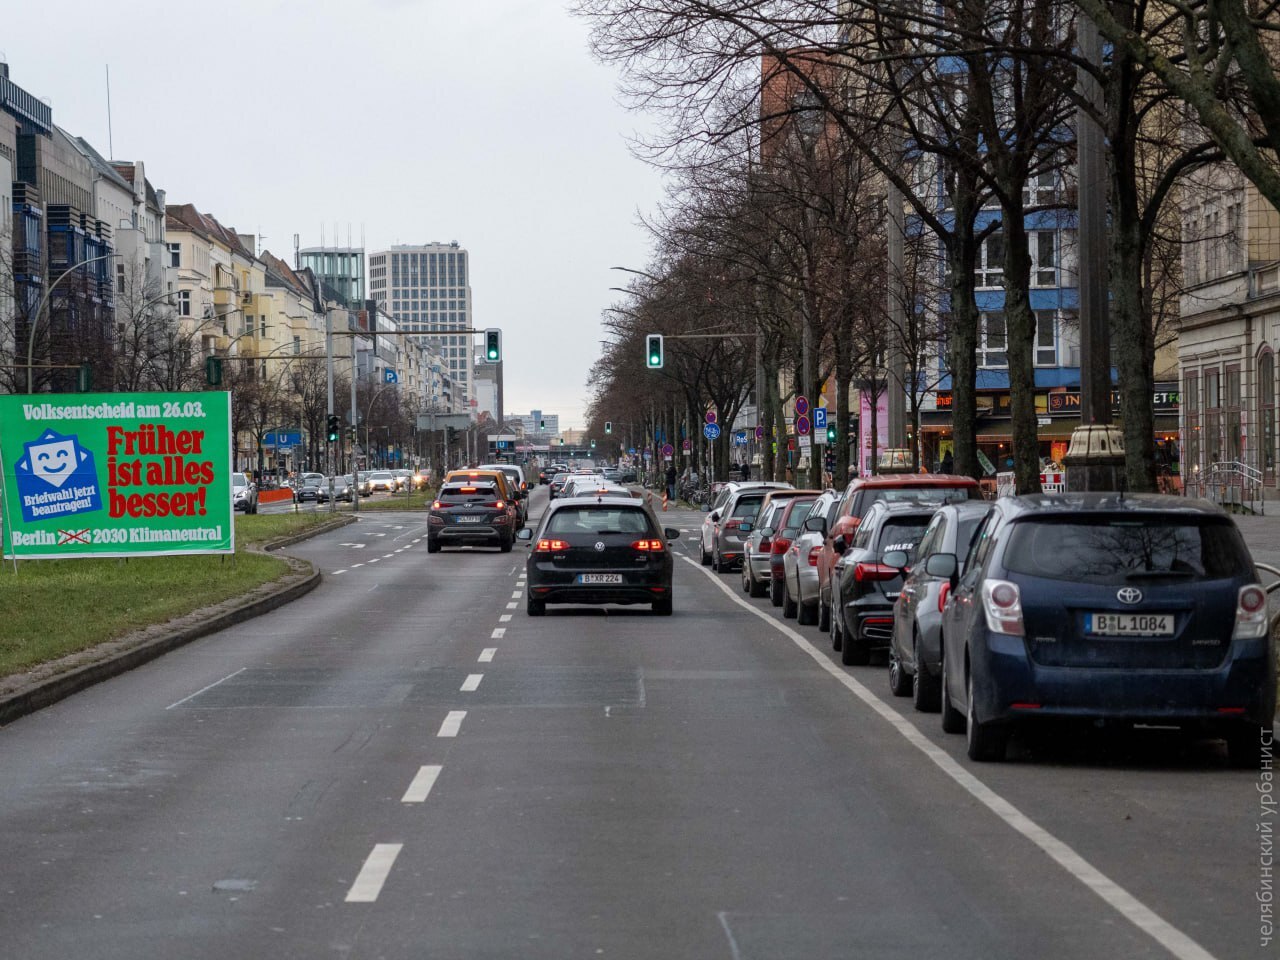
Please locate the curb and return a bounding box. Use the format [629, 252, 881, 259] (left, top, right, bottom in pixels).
[0, 516, 353, 727]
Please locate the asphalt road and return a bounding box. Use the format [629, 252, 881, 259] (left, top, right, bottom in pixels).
[0, 486, 1270, 958]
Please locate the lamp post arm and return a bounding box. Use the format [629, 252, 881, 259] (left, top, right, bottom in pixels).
[27, 252, 120, 393]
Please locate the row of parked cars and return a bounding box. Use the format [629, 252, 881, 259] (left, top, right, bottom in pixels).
[699, 474, 1276, 766]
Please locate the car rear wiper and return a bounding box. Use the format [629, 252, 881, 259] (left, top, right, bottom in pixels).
[1124, 569, 1197, 580]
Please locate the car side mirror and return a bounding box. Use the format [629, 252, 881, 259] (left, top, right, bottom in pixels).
[709, 511, 721, 522]
[664, 527, 681, 539]
[882, 549, 909, 571]
[738, 521, 753, 533]
[803, 516, 826, 534]
[924, 552, 958, 583]
[516, 528, 533, 542]
[832, 535, 847, 555]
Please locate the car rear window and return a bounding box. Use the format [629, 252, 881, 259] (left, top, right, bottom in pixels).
[732, 495, 767, 519]
[439, 483, 498, 501]
[1002, 516, 1252, 583]
[546, 507, 653, 536]
[867, 486, 976, 509]
[875, 517, 933, 562]
[781, 500, 816, 534]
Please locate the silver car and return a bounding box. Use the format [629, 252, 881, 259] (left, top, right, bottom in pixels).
[887, 500, 992, 710]
[741, 500, 787, 598]
[782, 490, 841, 626]
[698, 481, 795, 572]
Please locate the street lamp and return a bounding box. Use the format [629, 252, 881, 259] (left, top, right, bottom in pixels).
[793, 89, 824, 486]
[27, 251, 121, 393]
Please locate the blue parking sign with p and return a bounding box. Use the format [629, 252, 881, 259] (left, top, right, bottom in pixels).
[814, 407, 827, 430]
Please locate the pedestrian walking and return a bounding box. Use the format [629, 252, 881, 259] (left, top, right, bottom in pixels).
[940, 450, 954, 474]
[665, 463, 677, 502]
[740, 461, 751, 481]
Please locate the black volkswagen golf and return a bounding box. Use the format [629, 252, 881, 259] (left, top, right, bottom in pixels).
[931, 493, 1275, 765]
[518, 494, 680, 615]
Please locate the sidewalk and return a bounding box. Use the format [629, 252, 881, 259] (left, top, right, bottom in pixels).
[1233, 514, 1280, 571]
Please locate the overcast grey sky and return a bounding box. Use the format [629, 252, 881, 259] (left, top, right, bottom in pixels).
[6, 0, 664, 431]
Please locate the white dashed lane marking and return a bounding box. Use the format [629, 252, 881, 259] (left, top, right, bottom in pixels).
[499, 614, 512, 623]
[460, 674, 483, 692]
[479, 648, 496, 662]
[345, 844, 402, 903]
[401, 765, 443, 803]
[437, 711, 466, 737]
[506, 602, 518, 610]
[491, 628, 506, 639]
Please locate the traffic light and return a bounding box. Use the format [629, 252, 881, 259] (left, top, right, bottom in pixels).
[327, 414, 341, 443]
[604, 421, 613, 434]
[646, 334, 664, 369]
[205, 356, 223, 386]
[590, 439, 596, 449]
[827, 424, 837, 443]
[484, 328, 501, 363]
[76, 362, 92, 393]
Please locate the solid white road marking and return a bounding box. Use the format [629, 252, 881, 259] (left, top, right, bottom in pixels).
[345, 844, 402, 902]
[437, 710, 466, 737]
[491, 627, 506, 639]
[682, 556, 1220, 960]
[401, 765, 442, 803]
[479, 648, 496, 662]
[165, 668, 246, 710]
[499, 614, 512, 623]
[460, 674, 483, 692]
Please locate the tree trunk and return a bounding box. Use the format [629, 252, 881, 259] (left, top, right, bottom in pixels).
[1001, 211, 1042, 495]
[947, 229, 981, 482]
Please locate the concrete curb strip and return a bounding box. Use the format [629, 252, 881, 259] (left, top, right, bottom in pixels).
[0, 515, 355, 727]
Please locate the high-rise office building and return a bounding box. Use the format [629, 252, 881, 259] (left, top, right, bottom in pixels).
[298, 246, 365, 309]
[369, 242, 473, 408]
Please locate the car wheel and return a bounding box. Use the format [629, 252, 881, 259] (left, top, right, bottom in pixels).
[652, 594, 673, 616]
[797, 599, 816, 626]
[499, 536, 513, 553]
[427, 540, 441, 554]
[841, 624, 870, 666]
[526, 596, 545, 616]
[741, 567, 752, 593]
[940, 641, 965, 733]
[1225, 724, 1266, 768]
[749, 570, 768, 599]
[911, 631, 941, 713]
[817, 592, 830, 632]
[888, 653, 912, 697]
[782, 585, 798, 619]
[831, 595, 844, 651]
[965, 668, 1007, 761]
[699, 541, 710, 566]
[769, 578, 783, 608]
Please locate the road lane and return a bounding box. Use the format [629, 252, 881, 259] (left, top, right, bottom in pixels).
[0, 489, 1266, 958]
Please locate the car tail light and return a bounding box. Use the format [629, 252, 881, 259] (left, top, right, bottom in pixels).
[854, 562, 899, 582]
[460, 486, 477, 493]
[938, 581, 951, 613]
[758, 536, 772, 553]
[492, 500, 506, 510]
[431, 500, 443, 510]
[535, 538, 569, 552]
[807, 546, 821, 566]
[981, 579, 1024, 636]
[1233, 584, 1269, 639]
[632, 539, 665, 552]
[724, 519, 745, 532]
[771, 538, 791, 555]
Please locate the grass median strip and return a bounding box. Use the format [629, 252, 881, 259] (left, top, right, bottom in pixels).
[0, 511, 334, 681]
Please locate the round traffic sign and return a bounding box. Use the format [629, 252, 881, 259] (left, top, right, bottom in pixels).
[795, 414, 811, 435]
[794, 396, 809, 417]
[705, 410, 718, 425]
[755, 425, 765, 440]
[703, 422, 722, 441]
[661, 443, 674, 457]
[682, 439, 691, 451]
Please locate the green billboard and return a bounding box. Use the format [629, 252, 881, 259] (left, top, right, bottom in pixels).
[0, 392, 234, 559]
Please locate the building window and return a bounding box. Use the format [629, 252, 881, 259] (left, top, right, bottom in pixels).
[1185, 371, 1201, 478]
[116, 263, 126, 294]
[1022, 170, 1057, 207]
[1225, 365, 1242, 462]
[977, 232, 1003, 287]
[293, 336, 301, 355]
[167, 243, 181, 268]
[1260, 351, 1275, 476]
[177, 290, 191, 316]
[978, 312, 1007, 367]
[1029, 232, 1057, 287]
[1034, 311, 1057, 365]
[1204, 368, 1221, 464]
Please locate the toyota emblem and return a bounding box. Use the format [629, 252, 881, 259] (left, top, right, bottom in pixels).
[1116, 587, 1143, 604]
[594, 541, 606, 552]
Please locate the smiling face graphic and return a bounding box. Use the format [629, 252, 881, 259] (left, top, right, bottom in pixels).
[28, 437, 78, 489]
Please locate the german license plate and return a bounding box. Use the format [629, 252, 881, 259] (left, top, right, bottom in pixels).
[455, 515, 483, 523]
[578, 573, 623, 584]
[1086, 612, 1174, 636]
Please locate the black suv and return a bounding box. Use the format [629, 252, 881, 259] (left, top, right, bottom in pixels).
[831, 500, 938, 666]
[931, 493, 1275, 764]
[428, 480, 514, 553]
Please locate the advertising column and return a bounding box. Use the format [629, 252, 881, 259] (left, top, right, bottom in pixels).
[0, 392, 234, 559]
